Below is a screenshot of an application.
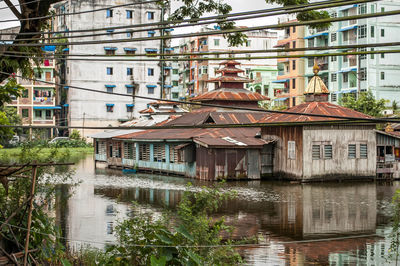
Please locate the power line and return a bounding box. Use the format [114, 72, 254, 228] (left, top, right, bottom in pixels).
[1, 0, 375, 42]
[3, 9, 400, 48]
[2, 48, 400, 62]
[0, 0, 373, 36]
[0, 0, 41, 11]
[3, 41, 400, 58]
[1, 71, 399, 124]
[0, 0, 159, 23]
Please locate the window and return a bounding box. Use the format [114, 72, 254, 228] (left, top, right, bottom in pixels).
[371, 4, 375, 13]
[292, 79, 296, 89]
[312, 145, 321, 160]
[371, 48, 375, 59]
[381, 72, 385, 80]
[172, 81, 178, 86]
[381, 7, 385, 12]
[292, 41, 296, 48]
[343, 31, 348, 42]
[331, 93, 337, 102]
[34, 110, 42, 118]
[359, 48, 367, 59]
[148, 68, 154, 76]
[148, 87, 155, 94]
[105, 49, 116, 55]
[358, 25, 367, 39]
[45, 110, 52, 120]
[147, 11, 154, 20]
[106, 105, 114, 112]
[22, 108, 29, 118]
[126, 31, 133, 38]
[331, 33, 337, 42]
[360, 67, 367, 81]
[106, 205, 115, 216]
[343, 72, 349, 83]
[106, 67, 113, 75]
[172, 92, 179, 99]
[22, 89, 28, 98]
[288, 141, 296, 159]
[107, 87, 113, 93]
[246, 40, 251, 47]
[348, 144, 356, 159]
[343, 55, 348, 63]
[381, 53, 385, 59]
[308, 58, 314, 67]
[247, 54, 251, 61]
[107, 222, 113, 234]
[324, 145, 333, 159]
[148, 31, 155, 37]
[371, 26, 375, 37]
[214, 39, 220, 46]
[172, 69, 178, 75]
[360, 144, 368, 158]
[127, 68, 133, 75]
[126, 10, 133, 19]
[127, 87, 134, 94]
[126, 105, 133, 112]
[292, 60, 296, 70]
[381, 28, 385, 37]
[331, 73, 337, 82]
[331, 12, 337, 18]
[293, 26, 296, 33]
[358, 4, 367, 14]
[106, 9, 113, 18]
[308, 39, 314, 48]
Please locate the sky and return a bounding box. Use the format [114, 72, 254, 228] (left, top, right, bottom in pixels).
[0, 0, 276, 29]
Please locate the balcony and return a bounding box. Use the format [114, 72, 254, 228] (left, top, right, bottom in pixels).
[33, 97, 54, 105]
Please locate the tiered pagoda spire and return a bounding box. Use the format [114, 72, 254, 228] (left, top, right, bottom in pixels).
[190, 60, 269, 109]
[304, 62, 330, 102]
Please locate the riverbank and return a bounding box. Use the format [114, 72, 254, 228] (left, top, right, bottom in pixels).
[0, 147, 93, 162]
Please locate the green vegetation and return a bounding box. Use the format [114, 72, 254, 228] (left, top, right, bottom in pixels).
[339, 90, 387, 117]
[67, 185, 244, 265]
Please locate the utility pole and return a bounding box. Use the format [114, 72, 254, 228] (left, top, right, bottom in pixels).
[160, 7, 165, 99]
[82, 112, 86, 138]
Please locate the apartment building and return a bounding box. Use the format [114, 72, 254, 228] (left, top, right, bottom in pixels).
[174, 26, 279, 98]
[1, 27, 58, 139]
[304, 1, 400, 104]
[52, 0, 169, 138]
[274, 15, 306, 107]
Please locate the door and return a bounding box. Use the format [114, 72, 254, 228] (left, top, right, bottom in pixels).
[260, 144, 274, 176]
[45, 71, 51, 81]
[247, 149, 260, 179]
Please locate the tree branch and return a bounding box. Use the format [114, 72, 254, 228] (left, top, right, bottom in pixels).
[3, 0, 22, 19]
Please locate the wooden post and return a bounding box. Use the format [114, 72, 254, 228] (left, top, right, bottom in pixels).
[23, 165, 38, 266]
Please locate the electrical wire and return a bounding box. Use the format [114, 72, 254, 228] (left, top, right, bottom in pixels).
[3, 41, 400, 59]
[1, 71, 399, 124]
[0, 0, 41, 11]
[1, 0, 375, 43]
[3, 9, 400, 48]
[2, 48, 400, 62]
[0, 0, 159, 23]
[0, 0, 374, 36]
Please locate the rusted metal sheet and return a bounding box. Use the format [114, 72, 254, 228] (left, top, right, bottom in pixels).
[190, 89, 270, 102]
[258, 102, 372, 123]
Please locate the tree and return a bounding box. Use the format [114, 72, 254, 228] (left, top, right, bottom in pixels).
[339, 90, 387, 117]
[0, 0, 331, 85]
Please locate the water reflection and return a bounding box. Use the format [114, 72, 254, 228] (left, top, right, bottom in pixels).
[57, 156, 399, 264]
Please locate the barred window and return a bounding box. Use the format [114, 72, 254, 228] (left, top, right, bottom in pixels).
[358, 25, 367, 39]
[348, 144, 356, 159]
[312, 145, 321, 160]
[331, 73, 337, 82]
[123, 142, 136, 159]
[360, 144, 368, 158]
[324, 145, 333, 159]
[153, 144, 165, 162]
[139, 144, 150, 161]
[331, 33, 337, 42]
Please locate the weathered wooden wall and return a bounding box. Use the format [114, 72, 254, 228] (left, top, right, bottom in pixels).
[302, 125, 376, 180]
[196, 147, 260, 180]
[261, 126, 304, 179]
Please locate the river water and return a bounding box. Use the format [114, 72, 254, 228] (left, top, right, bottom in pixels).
[55, 155, 399, 265]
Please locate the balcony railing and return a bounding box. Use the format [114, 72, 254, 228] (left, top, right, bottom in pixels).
[33, 97, 54, 104]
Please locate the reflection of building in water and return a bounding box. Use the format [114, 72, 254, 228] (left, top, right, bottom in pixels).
[66, 183, 130, 249]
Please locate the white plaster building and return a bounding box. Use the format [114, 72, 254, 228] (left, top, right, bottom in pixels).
[52, 0, 168, 138]
[303, 1, 400, 105]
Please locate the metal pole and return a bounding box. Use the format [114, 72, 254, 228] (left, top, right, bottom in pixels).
[82, 112, 86, 138]
[160, 7, 165, 99]
[23, 165, 38, 266]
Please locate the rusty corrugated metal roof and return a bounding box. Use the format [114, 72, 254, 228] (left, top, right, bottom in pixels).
[258, 102, 372, 123]
[190, 88, 270, 102]
[207, 76, 252, 83]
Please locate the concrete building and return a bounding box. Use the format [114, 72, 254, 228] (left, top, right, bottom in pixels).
[248, 67, 284, 106]
[274, 15, 306, 107]
[303, 2, 400, 105]
[175, 26, 279, 98]
[1, 26, 58, 139]
[52, 0, 169, 138]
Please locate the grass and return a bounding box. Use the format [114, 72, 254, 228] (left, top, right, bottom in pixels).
[0, 146, 93, 163]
